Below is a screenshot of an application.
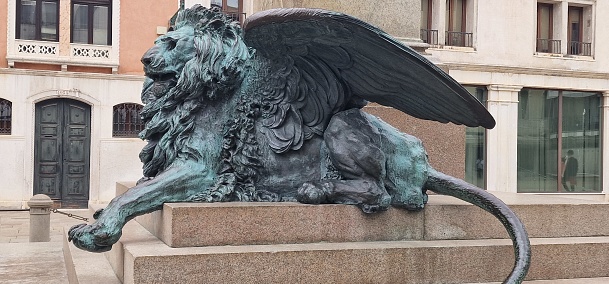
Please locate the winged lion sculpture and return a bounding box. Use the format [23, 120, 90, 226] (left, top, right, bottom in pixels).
[69, 6, 530, 283]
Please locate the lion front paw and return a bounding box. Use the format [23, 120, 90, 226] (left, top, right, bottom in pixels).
[68, 223, 122, 253]
[296, 182, 330, 204]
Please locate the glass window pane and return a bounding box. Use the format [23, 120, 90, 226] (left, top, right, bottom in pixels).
[464, 86, 486, 188]
[517, 89, 559, 192]
[421, 0, 429, 29]
[211, 0, 222, 8]
[19, 0, 37, 40]
[517, 89, 601, 193]
[93, 6, 109, 45]
[72, 4, 89, 43]
[538, 4, 552, 39]
[447, 0, 465, 32]
[561, 91, 601, 192]
[227, 0, 239, 8]
[41, 1, 58, 41]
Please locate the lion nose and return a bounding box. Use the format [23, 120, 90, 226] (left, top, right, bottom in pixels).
[141, 46, 159, 66]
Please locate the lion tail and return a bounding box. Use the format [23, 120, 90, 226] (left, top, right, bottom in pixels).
[424, 168, 530, 284]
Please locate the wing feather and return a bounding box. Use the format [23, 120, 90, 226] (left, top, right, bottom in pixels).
[244, 8, 495, 153]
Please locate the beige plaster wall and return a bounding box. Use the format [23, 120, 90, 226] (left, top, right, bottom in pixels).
[0, 0, 7, 68]
[118, 0, 178, 75]
[253, 0, 421, 39]
[429, 0, 609, 74]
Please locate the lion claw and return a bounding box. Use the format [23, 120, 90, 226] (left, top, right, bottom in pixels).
[67, 223, 121, 253]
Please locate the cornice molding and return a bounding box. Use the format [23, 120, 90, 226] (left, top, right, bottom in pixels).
[0, 68, 144, 82]
[443, 63, 609, 80]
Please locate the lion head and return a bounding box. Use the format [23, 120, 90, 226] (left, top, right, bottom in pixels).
[138, 5, 252, 178]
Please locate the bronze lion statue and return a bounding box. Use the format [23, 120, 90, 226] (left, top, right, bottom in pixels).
[69, 6, 530, 283]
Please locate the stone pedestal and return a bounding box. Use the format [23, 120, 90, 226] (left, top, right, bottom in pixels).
[98, 192, 609, 284]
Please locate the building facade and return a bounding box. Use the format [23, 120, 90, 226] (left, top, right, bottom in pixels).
[0, 0, 180, 208]
[1, 0, 607, 209]
[421, 0, 608, 198]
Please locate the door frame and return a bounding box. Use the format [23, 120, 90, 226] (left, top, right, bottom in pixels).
[26, 90, 100, 209]
[33, 98, 92, 208]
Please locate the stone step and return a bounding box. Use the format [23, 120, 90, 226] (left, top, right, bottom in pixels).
[63, 233, 121, 284]
[118, 233, 609, 284]
[132, 192, 609, 248]
[480, 277, 609, 284]
[62, 207, 120, 284]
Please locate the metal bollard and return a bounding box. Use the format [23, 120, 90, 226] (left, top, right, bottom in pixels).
[28, 194, 54, 242]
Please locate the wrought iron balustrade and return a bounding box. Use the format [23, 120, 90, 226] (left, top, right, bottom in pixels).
[227, 12, 247, 24]
[420, 29, 438, 45]
[112, 103, 144, 138]
[536, 39, 561, 54]
[0, 99, 11, 135]
[445, 31, 473, 47]
[568, 41, 592, 56]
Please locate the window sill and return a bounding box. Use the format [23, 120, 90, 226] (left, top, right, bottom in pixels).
[428, 45, 476, 53]
[534, 53, 595, 62]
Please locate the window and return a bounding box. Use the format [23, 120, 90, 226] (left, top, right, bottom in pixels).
[445, 0, 472, 47]
[0, 99, 12, 135]
[536, 3, 559, 54]
[568, 6, 591, 56]
[211, 0, 245, 23]
[16, 0, 59, 41]
[420, 0, 438, 45]
[464, 86, 487, 188]
[113, 103, 144, 138]
[71, 0, 112, 45]
[517, 89, 601, 193]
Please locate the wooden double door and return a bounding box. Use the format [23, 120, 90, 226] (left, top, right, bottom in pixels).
[34, 99, 91, 208]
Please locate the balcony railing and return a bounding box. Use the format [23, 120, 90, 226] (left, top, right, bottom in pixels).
[445, 31, 473, 47]
[536, 39, 561, 54]
[420, 29, 438, 45]
[226, 12, 247, 24]
[568, 41, 592, 56]
[14, 39, 59, 58]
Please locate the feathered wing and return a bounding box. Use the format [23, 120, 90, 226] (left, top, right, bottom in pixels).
[243, 8, 495, 153]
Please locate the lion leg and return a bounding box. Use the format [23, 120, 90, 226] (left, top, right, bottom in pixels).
[68, 160, 215, 252]
[297, 109, 391, 213]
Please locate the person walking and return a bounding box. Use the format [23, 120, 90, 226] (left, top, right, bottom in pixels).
[562, 150, 578, 191]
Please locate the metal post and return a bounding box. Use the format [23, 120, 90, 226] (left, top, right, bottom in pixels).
[28, 194, 53, 242]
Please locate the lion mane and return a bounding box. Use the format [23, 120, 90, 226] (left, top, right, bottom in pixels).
[137, 6, 256, 196]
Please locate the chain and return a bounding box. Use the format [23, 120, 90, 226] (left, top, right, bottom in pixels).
[52, 209, 89, 222]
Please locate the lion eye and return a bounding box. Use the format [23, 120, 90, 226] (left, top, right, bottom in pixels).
[162, 37, 177, 51]
[167, 40, 177, 51]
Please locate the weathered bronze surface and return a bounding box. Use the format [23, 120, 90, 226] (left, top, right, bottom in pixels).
[69, 6, 530, 283]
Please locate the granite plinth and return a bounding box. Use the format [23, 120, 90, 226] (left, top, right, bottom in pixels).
[134, 192, 609, 248]
[136, 202, 424, 248]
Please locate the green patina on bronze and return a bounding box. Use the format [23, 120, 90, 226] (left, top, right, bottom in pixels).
[69, 6, 530, 283]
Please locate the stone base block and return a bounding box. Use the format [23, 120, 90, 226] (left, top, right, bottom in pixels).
[134, 192, 609, 248]
[136, 202, 424, 248]
[121, 235, 609, 284]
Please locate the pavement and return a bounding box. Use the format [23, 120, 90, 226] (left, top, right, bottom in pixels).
[0, 209, 92, 284]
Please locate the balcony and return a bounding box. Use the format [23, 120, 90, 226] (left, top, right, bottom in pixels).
[568, 41, 592, 56]
[536, 39, 561, 54]
[12, 39, 59, 60]
[7, 39, 118, 72]
[445, 31, 473, 47]
[420, 29, 439, 45]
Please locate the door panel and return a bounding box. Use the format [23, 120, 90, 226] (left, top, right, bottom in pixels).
[34, 99, 91, 208]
